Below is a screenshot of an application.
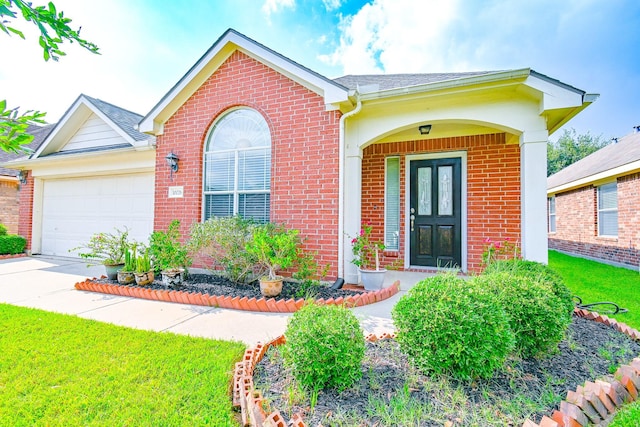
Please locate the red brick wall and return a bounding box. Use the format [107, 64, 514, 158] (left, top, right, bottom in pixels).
[154, 51, 341, 274]
[549, 172, 640, 267]
[0, 179, 20, 235]
[362, 133, 521, 272]
[17, 172, 33, 250]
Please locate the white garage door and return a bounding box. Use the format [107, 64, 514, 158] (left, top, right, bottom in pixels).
[41, 173, 155, 257]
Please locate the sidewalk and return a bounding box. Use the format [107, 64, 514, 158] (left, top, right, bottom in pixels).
[0, 256, 429, 346]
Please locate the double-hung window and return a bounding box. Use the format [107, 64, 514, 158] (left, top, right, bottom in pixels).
[597, 182, 618, 237]
[548, 196, 556, 233]
[203, 108, 271, 223]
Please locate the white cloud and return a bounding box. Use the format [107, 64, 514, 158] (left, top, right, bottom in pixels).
[322, 0, 342, 12]
[262, 0, 296, 20]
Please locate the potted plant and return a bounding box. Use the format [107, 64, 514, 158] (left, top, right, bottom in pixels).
[149, 220, 191, 289]
[117, 244, 138, 285]
[71, 227, 129, 280]
[134, 249, 154, 286]
[245, 223, 299, 297]
[350, 223, 386, 290]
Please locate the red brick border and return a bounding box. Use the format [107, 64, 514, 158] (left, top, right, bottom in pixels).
[0, 253, 27, 260]
[74, 279, 401, 313]
[234, 309, 640, 427]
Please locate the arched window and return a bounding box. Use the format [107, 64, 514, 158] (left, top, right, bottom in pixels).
[203, 108, 271, 223]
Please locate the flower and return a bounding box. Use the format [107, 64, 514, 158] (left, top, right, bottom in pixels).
[481, 237, 521, 266]
[350, 223, 385, 270]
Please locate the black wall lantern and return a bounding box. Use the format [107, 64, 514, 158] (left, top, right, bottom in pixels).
[165, 151, 179, 180]
[18, 170, 28, 185]
[418, 124, 432, 135]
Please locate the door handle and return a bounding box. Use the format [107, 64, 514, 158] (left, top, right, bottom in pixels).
[410, 214, 415, 232]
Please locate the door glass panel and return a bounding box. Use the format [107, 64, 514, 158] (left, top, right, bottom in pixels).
[438, 166, 453, 216]
[418, 225, 432, 255]
[418, 167, 432, 215]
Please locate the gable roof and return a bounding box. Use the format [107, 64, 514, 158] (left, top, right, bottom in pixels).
[333, 71, 497, 91]
[139, 28, 350, 135]
[32, 94, 154, 159]
[548, 129, 640, 193]
[0, 124, 54, 177]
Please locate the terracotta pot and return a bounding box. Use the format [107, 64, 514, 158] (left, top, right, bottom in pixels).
[259, 277, 283, 297]
[104, 264, 124, 280]
[117, 271, 135, 285]
[161, 268, 185, 289]
[359, 268, 387, 291]
[134, 271, 155, 286]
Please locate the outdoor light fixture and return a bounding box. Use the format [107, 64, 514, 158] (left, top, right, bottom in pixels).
[165, 151, 179, 180]
[18, 170, 28, 185]
[418, 124, 432, 135]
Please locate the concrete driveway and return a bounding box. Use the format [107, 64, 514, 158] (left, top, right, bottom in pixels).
[0, 256, 426, 346]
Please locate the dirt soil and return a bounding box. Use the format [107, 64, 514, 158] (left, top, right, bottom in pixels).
[253, 316, 640, 426]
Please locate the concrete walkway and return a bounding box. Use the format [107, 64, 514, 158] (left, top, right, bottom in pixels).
[0, 256, 431, 346]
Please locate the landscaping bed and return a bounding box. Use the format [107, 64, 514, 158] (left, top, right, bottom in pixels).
[250, 314, 640, 426]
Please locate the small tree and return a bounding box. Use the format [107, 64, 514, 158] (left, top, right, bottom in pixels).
[246, 223, 299, 280]
[547, 129, 610, 176]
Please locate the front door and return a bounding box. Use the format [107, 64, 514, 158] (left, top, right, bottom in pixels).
[409, 158, 462, 268]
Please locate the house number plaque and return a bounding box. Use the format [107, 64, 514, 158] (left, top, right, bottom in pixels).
[168, 186, 184, 198]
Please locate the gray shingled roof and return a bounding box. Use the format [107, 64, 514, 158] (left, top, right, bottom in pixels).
[332, 71, 496, 91]
[0, 123, 55, 176]
[82, 95, 150, 142]
[547, 130, 640, 190]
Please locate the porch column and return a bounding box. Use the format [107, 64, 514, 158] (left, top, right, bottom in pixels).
[520, 130, 549, 264]
[343, 146, 362, 284]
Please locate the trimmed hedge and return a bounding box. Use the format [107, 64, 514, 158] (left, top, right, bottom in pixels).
[0, 235, 27, 255]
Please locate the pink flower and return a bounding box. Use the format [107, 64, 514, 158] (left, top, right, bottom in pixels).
[495, 242, 502, 249]
[505, 237, 510, 241]
[351, 238, 357, 244]
[360, 229, 365, 236]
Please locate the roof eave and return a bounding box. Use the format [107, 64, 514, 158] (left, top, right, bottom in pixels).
[548, 158, 640, 194]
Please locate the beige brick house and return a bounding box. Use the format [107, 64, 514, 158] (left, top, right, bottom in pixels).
[547, 126, 640, 268]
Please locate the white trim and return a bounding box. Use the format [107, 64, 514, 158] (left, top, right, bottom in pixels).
[547, 159, 640, 195]
[596, 181, 618, 238]
[404, 151, 468, 272]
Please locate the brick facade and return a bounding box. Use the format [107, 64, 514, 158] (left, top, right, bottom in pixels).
[17, 172, 33, 251]
[0, 179, 19, 234]
[362, 133, 521, 272]
[154, 51, 341, 274]
[549, 172, 640, 268]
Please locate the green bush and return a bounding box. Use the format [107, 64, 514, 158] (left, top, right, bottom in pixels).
[188, 216, 258, 283]
[0, 223, 7, 236]
[149, 220, 191, 273]
[0, 234, 27, 255]
[483, 259, 574, 316]
[282, 303, 365, 392]
[473, 272, 571, 357]
[392, 274, 515, 380]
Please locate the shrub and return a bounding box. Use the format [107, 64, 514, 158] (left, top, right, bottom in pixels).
[392, 274, 514, 380]
[0, 223, 7, 236]
[246, 223, 299, 280]
[473, 272, 571, 357]
[0, 234, 27, 255]
[188, 216, 258, 283]
[70, 227, 130, 265]
[282, 303, 365, 392]
[149, 220, 191, 273]
[483, 259, 574, 317]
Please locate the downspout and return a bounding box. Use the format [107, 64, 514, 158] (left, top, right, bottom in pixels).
[338, 91, 362, 279]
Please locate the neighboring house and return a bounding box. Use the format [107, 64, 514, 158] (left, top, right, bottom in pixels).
[7, 29, 595, 282]
[6, 94, 156, 256]
[0, 124, 53, 234]
[547, 127, 640, 269]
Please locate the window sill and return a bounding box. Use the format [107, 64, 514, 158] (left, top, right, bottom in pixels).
[596, 236, 618, 242]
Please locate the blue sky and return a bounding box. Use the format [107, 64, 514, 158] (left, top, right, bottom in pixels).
[1, 0, 639, 141]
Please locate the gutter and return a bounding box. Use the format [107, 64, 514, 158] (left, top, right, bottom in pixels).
[337, 91, 362, 279]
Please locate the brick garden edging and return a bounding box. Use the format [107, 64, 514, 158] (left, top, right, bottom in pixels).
[74, 279, 401, 313]
[233, 308, 640, 427]
[0, 253, 27, 260]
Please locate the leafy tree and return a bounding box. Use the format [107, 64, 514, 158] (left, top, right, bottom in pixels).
[547, 128, 610, 176]
[0, 0, 99, 153]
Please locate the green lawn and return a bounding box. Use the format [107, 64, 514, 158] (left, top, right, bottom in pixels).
[549, 250, 640, 329]
[0, 304, 245, 426]
[548, 250, 640, 426]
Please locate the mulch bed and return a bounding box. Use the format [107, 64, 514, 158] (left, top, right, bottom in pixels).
[253, 315, 640, 426]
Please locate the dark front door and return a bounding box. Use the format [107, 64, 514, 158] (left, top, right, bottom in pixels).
[409, 158, 462, 268]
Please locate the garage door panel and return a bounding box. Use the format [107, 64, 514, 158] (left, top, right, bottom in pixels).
[41, 174, 154, 257]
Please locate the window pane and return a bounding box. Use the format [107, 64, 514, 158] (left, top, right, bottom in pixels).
[417, 167, 432, 215]
[204, 152, 234, 192]
[204, 194, 234, 220]
[207, 109, 271, 151]
[549, 214, 556, 233]
[438, 166, 453, 216]
[549, 196, 555, 214]
[385, 157, 400, 250]
[599, 211, 618, 236]
[598, 183, 617, 209]
[238, 149, 271, 191]
[239, 194, 270, 224]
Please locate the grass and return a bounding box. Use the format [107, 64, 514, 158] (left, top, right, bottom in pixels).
[548, 250, 640, 329]
[549, 250, 640, 426]
[0, 303, 245, 426]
